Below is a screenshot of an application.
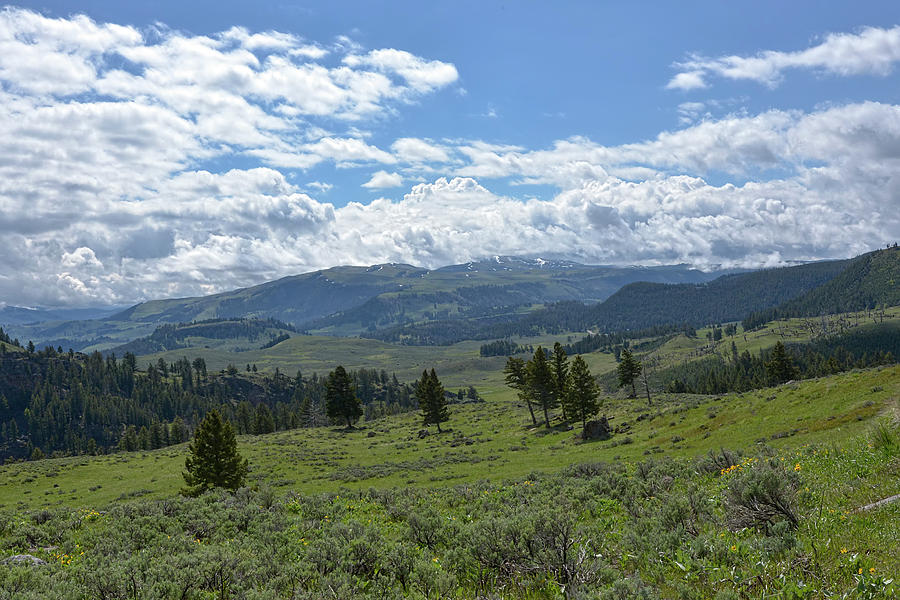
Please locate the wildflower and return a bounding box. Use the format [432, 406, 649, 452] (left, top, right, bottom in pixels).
[859, 568, 863, 574]
[730, 545, 737, 551]
[841, 548, 848, 554]
[794, 463, 801, 471]
[870, 568, 875, 574]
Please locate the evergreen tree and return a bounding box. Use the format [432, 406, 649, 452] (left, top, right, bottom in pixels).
[504, 357, 537, 425]
[566, 356, 601, 429]
[325, 366, 362, 428]
[765, 341, 797, 384]
[417, 369, 450, 432]
[550, 342, 570, 421]
[253, 403, 276, 434]
[617, 348, 642, 398]
[182, 409, 248, 496]
[526, 346, 558, 428]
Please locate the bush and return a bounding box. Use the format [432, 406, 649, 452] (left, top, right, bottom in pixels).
[724, 459, 799, 533]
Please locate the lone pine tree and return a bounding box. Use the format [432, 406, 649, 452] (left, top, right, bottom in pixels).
[182, 409, 248, 496]
[617, 348, 642, 398]
[418, 368, 450, 432]
[325, 365, 362, 428]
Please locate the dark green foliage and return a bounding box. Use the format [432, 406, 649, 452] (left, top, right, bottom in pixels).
[110, 318, 299, 356]
[617, 348, 642, 397]
[649, 322, 900, 395]
[550, 342, 569, 420]
[503, 356, 537, 426]
[743, 247, 900, 330]
[567, 355, 601, 428]
[325, 366, 362, 428]
[259, 332, 291, 349]
[416, 369, 450, 432]
[479, 339, 531, 357]
[765, 342, 797, 384]
[526, 347, 558, 428]
[0, 349, 417, 460]
[182, 409, 248, 496]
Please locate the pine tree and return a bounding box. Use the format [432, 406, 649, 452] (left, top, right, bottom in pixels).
[325, 366, 362, 428]
[182, 409, 248, 496]
[765, 341, 797, 384]
[504, 356, 537, 425]
[550, 343, 570, 421]
[253, 403, 276, 434]
[617, 348, 642, 398]
[418, 369, 450, 432]
[567, 356, 601, 429]
[527, 346, 558, 428]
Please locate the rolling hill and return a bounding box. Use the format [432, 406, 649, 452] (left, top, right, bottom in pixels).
[4, 258, 718, 351]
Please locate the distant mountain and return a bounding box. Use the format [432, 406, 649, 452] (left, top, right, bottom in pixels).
[0, 305, 123, 326]
[370, 257, 855, 344]
[5, 259, 719, 350]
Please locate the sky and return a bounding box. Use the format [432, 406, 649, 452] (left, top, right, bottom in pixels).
[1, 1, 899, 307]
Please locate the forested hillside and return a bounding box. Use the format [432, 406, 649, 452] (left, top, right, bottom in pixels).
[0, 347, 424, 460]
[742, 246, 899, 329]
[109, 318, 299, 356]
[370, 258, 851, 344]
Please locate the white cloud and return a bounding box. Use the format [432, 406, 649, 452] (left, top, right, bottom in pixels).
[362, 170, 403, 189]
[668, 25, 900, 89]
[0, 8, 895, 307]
[391, 137, 452, 163]
[344, 48, 459, 93]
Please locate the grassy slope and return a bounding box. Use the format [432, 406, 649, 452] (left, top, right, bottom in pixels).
[1, 365, 896, 512]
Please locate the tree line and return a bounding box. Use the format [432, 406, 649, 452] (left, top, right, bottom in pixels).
[0, 345, 436, 461]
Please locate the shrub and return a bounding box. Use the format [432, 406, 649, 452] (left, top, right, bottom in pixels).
[724, 459, 799, 533]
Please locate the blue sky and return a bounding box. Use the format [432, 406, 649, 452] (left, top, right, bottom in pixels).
[1, 1, 899, 306]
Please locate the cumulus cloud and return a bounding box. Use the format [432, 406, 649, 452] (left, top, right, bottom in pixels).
[668, 25, 900, 89]
[0, 8, 896, 308]
[362, 170, 403, 189]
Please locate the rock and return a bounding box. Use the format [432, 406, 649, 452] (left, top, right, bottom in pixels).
[1, 554, 47, 567]
[417, 429, 430, 439]
[367, 431, 376, 438]
[582, 417, 611, 441]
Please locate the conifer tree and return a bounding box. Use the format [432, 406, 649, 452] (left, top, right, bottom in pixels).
[325, 366, 362, 428]
[418, 369, 450, 432]
[253, 403, 276, 434]
[504, 357, 537, 426]
[550, 342, 570, 421]
[617, 348, 642, 398]
[527, 346, 558, 428]
[765, 341, 797, 384]
[182, 409, 248, 496]
[567, 356, 601, 429]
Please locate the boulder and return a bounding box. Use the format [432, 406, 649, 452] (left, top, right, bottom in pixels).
[1, 554, 47, 567]
[582, 417, 611, 441]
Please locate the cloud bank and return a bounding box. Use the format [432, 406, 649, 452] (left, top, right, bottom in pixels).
[0, 8, 896, 307]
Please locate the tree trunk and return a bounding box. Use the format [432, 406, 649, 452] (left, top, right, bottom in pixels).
[436, 422, 441, 433]
[543, 404, 550, 428]
[642, 372, 652, 405]
[630, 380, 637, 398]
[525, 398, 537, 425]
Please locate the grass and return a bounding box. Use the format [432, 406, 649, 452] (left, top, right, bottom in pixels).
[0, 370, 897, 598]
[2, 364, 896, 513]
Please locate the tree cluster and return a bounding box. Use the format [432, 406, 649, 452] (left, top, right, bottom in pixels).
[504, 343, 601, 429]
